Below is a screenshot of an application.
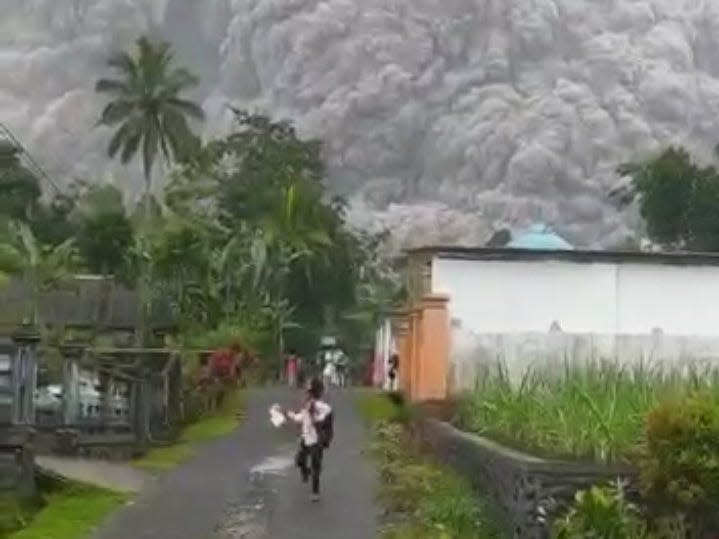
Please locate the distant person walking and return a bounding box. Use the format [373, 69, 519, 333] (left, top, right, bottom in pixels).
[284, 377, 333, 501]
[285, 349, 300, 388]
[388, 353, 399, 391]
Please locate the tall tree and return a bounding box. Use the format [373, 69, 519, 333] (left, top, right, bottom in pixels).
[95, 35, 204, 342]
[616, 147, 719, 251]
[95, 36, 204, 192]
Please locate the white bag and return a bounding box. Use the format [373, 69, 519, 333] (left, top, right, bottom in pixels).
[269, 404, 286, 428]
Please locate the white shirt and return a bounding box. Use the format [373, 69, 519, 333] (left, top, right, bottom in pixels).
[287, 399, 332, 446]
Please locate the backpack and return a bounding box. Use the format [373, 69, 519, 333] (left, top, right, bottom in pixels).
[316, 411, 334, 449]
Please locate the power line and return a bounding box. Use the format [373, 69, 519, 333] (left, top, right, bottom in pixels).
[0, 122, 63, 194]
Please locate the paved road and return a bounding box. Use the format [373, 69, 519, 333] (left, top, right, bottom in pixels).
[94, 388, 379, 539]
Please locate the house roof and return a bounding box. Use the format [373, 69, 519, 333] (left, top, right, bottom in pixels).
[405, 245, 719, 267]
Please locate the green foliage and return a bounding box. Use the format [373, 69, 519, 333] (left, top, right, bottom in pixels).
[0, 142, 41, 222]
[552, 482, 650, 539]
[370, 421, 501, 539]
[360, 392, 500, 539]
[8, 481, 126, 539]
[638, 393, 719, 525]
[619, 146, 719, 251]
[456, 360, 719, 462]
[72, 184, 133, 274]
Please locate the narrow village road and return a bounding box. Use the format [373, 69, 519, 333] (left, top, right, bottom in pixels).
[93, 388, 379, 539]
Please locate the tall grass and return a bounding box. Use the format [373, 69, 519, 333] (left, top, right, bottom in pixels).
[455, 359, 719, 463]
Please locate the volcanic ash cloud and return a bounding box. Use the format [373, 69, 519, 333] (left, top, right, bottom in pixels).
[4, 0, 719, 247]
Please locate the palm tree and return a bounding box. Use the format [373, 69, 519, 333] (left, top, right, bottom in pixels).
[95, 36, 204, 192]
[95, 35, 204, 343]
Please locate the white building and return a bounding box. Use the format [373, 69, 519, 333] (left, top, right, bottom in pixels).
[392, 226, 719, 392]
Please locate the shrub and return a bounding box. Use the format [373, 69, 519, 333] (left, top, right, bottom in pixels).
[638, 392, 719, 532]
[552, 482, 649, 539]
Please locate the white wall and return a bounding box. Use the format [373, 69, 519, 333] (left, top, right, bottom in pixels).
[616, 264, 719, 336]
[432, 258, 617, 334]
[432, 256, 719, 389]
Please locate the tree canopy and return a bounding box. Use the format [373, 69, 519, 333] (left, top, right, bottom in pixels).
[618, 147, 719, 251]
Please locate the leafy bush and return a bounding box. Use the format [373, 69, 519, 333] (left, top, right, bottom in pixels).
[552, 482, 650, 539]
[182, 321, 270, 357]
[456, 360, 719, 462]
[638, 392, 719, 532]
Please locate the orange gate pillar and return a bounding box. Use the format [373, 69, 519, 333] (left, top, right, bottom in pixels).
[414, 294, 450, 401]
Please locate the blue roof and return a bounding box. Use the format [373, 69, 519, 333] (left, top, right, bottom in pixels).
[507, 224, 574, 251]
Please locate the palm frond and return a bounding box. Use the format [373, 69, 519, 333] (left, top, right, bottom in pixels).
[162, 68, 200, 95]
[121, 131, 142, 164]
[98, 100, 135, 127]
[95, 78, 130, 95]
[165, 97, 204, 120]
[142, 117, 160, 181]
[107, 52, 137, 77]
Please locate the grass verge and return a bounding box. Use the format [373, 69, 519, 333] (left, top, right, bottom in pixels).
[4, 478, 127, 539]
[455, 359, 719, 462]
[358, 392, 503, 539]
[134, 390, 245, 471]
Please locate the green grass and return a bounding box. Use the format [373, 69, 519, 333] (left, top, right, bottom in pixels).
[455, 359, 719, 463]
[357, 391, 403, 424]
[134, 390, 245, 471]
[6, 481, 126, 539]
[359, 392, 503, 539]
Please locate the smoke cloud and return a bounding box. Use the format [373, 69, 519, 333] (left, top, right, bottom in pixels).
[3, 0, 719, 248]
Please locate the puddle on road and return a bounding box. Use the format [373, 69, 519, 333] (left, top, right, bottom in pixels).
[214, 452, 294, 539]
[249, 455, 294, 481]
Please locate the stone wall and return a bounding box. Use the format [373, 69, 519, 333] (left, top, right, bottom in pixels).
[417, 419, 636, 539]
[0, 427, 35, 497]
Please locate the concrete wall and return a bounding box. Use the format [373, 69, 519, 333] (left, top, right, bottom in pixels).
[432, 257, 719, 390]
[372, 319, 394, 389]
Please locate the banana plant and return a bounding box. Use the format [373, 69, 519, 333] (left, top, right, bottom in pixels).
[4, 221, 79, 324]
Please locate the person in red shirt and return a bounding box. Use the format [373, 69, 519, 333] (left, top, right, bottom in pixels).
[285, 349, 299, 388]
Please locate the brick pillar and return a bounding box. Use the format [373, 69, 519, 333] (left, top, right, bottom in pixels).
[415, 294, 450, 401]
